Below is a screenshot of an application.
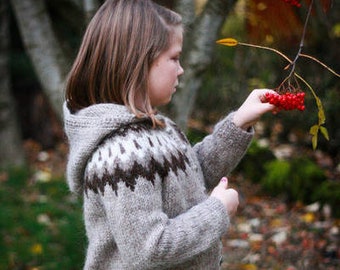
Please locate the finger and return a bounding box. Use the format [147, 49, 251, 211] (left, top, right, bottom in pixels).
[219, 177, 228, 189]
[262, 102, 276, 112]
[255, 88, 275, 97]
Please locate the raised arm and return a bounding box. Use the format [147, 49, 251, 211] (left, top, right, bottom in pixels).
[194, 89, 276, 189]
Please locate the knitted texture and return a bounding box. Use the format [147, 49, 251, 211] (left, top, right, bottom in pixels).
[63, 102, 253, 269]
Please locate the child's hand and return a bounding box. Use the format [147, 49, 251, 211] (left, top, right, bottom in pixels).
[210, 177, 239, 216]
[233, 89, 277, 130]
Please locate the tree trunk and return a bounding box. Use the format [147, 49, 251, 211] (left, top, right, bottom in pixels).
[10, 0, 68, 120]
[83, 0, 100, 23]
[0, 0, 26, 168]
[173, 0, 237, 131]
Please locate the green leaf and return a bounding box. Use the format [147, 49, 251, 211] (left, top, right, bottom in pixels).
[309, 125, 319, 136]
[310, 125, 319, 150]
[319, 126, 329, 140]
[312, 133, 318, 150]
[316, 97, 326, 125]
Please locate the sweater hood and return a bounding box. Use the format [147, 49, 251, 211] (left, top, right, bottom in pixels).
[63, 102, 140, 194]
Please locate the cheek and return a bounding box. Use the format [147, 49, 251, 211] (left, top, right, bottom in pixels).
[149, 60, 177, 91]
[150, 72, 163, 91]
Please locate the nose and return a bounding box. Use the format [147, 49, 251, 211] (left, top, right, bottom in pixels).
[178, 63, 184, 76]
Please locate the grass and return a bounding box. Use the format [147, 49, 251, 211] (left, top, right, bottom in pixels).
[0, 168, 86, 269]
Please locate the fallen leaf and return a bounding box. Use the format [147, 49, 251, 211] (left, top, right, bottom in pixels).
[30, 243, 43, 255]
[301, 212, 315, 223]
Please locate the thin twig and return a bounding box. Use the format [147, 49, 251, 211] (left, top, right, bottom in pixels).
[236, 41, 340, 78]
[238, 42, 292, 63]
[288, 0, 314, 78]
[300, 53, 340, 77]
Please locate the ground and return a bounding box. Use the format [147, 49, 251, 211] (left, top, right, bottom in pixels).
[221, 175, 339, 270]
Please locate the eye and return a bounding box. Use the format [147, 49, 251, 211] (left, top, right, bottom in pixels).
[171, 53, 181, 62]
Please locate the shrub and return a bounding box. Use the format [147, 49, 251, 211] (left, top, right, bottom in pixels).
[236, 140, 276, 182]
[261, 157, 327, 204]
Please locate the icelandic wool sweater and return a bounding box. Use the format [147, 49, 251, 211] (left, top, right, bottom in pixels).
[63, 102, 254, 270]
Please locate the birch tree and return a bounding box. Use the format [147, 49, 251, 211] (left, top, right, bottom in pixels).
[0, 0, 25, 168]
[10, 0, 69, 119]
[173, 0, 237, 130]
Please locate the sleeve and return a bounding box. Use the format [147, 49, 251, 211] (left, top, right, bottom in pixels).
[193, 112, 254, 189]
[100, 176, 229, 269]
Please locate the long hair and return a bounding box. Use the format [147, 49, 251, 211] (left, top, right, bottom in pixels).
[65, 0, 182, 127]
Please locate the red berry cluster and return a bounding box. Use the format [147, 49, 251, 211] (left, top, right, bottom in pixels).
[282, 0, 302, 8]
[265, 92, 306, 111]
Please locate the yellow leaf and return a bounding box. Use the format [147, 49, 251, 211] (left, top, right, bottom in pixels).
[216, 38, 238, 46]
[320, 126, 329, 140]
[33, 170, 52, 183]
[30, 243, 43, 255]
[309, 125, 319, 136]
[301, 212, 315, 223]
[270, 218, 285, 228]
[312, 134, 318, 150]
[242, 264, 258, 270]
[315, 96, 326, 125]
[332, 23, 340, 38]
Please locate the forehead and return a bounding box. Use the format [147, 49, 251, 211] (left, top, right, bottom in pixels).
[171, 26, 183, 43]
[169, 26, 183, 50]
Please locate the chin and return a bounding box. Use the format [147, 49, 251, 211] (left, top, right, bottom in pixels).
[163, 98, 172, 106]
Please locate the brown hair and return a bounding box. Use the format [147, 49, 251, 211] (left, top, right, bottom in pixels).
[65, 0, 182, 127]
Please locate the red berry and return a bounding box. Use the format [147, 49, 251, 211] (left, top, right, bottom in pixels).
[265, 91, 305, 112]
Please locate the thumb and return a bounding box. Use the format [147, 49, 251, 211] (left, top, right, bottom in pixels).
[219, 177, 228, 189]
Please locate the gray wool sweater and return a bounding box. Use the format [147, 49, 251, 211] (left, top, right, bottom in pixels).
[63, 102, 253, 270]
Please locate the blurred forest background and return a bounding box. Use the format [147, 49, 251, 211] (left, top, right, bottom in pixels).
[0, 0, 339, 269]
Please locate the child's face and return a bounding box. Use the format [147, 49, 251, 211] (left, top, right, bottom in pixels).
[148, 26, 184, 108]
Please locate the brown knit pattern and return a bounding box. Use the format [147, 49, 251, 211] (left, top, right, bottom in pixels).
[84, 120, 191, 196]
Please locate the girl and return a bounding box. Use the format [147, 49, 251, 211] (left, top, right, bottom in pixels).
[63, 0, 275, 269]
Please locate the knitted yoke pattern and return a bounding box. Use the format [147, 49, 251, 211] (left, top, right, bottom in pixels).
[63, 102, 253, 270]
